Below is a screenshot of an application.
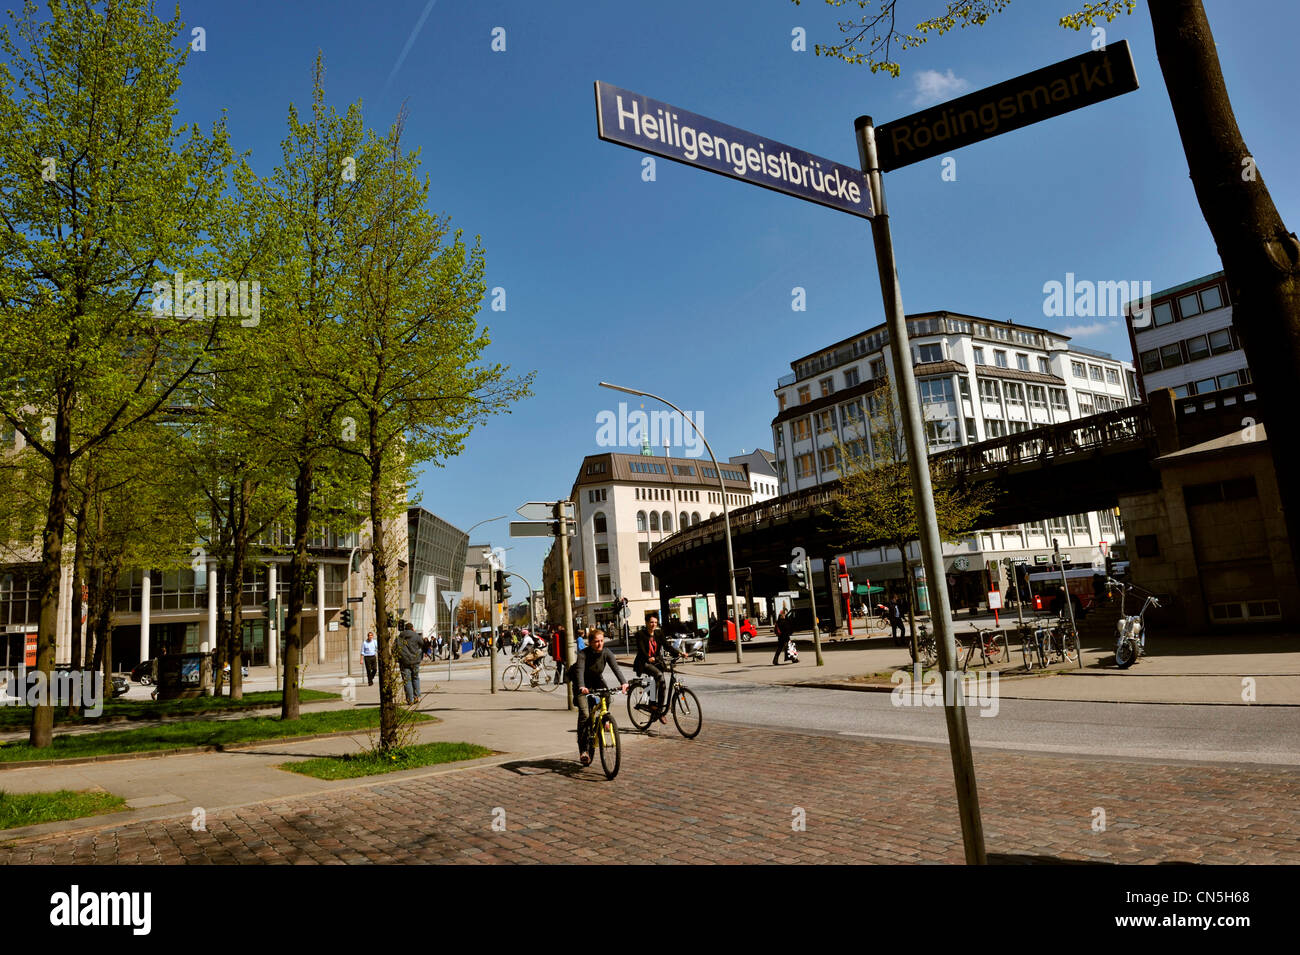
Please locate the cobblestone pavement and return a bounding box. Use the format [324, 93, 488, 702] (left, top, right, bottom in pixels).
[2, 723, 1296, 864]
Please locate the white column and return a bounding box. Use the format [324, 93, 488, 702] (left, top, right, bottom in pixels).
[139, 570, 151, 662]
[316, 561, 327, 664]
[267, 563, 277, 668]
[204, 561, 217, 653]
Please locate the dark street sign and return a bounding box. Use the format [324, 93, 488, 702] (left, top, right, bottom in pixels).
[595, 81, 873, 218]
[875, 40, 1139, 171]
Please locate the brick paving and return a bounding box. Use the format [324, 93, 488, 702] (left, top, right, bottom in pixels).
[1, 723, 1296, 864]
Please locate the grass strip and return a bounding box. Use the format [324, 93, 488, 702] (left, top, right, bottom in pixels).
[280, 741, 495, 780]
[0, 689, 339, 730]
[0, 708, 429, 763]
[0, 789, 126, 830]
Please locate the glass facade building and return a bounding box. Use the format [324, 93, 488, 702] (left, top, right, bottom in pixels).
[407, 508, 470, 638]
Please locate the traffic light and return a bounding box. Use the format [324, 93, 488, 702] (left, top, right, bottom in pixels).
[477, 569, 488, 592]
[495, 570, 505, 602]
[341, 609, 353, 628]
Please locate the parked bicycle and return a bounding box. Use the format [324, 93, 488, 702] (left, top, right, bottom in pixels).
[954, 627, 1004, 671]
[1109, 577, 1160, 669]
[626, 657, 702, 738]
[582, 687, 622, 779]
[910, 623, 939, 667]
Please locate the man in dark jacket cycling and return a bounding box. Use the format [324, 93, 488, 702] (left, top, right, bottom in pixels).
[568, 628, 628, 766]
[633, 613, 679, 723]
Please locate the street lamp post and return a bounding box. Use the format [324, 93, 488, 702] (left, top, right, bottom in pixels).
[345, 534, 371, 680]
[599, 382, 744, 663]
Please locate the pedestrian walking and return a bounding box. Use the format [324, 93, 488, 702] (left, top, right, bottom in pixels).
[396, 621, 424, 704]
[771, 608, 795, 665]
[361, 631, 378, 686]
[889, 596, 908, 645]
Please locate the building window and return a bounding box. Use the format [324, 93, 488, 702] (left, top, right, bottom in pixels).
[1089, 364, 1104, 382]
[1200, 285, 1223, 311]
[820, 377, 834, 397]
[679, 511, 688, 528]
[1049, 388, 1069, 413]
[638, 541, 650, 562]
[818, 447, 839, 471]
[672, 464, 695, 476]
[964, 417, 977, 441]
[844, 367, 860, 388]
[792, 418, 811, 442]
[1105, 367, 1120, 385]
[870, 358, 887, 378]
[1069, 513, 1089, 536]
[815, 410, 834, 434]
[1077, 393, 1095, 416]
[985, 418, 1006, 438]
[1004, 382, 1025, 407]
[1177, 292, 1201, 318]
[972, 347, 985, 366]
[596, 546, 609, 565]
[692, 512, 701, 524]
[798, 385, 811, 404]
[1152, 302, 1174, 327]
[1027, 385, 1048, 409]
[994, 350, 1008, 368]
[926, 419, 958, 448]
[662, 512, 673, 532]
[1098, 509, 1117, 534]
[978, 379, 1000, 401]
[917, 343, 943, 363]
[957, 376, 971, 400]
[1192, 377, 1217, 395]
[593, 512, 607, 533]
[1159, 343, 1184, 368]
[641, 572, 653, 592]
[597, 575, 612, 598]
[1048, 516, 1069, 537]
[1217, 372, 1241, 389]
[778, 393, 786, 411]
[841, 399, 864, 426]
[1185, 335, 1209, 361]
[918, 377, 954, 404]
[1037, 356, 1050, 374]
[1140, 349, 1161, 374]
[796, 453, 815, 479]
[649, 512, 659, 532]
[1016, 353, 1029, 371]
[1208, 327, 1234, 355]
[1071, 361, 1086, 378]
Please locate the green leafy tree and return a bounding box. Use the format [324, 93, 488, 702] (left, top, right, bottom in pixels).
[797, 0, 1300, 585]
[0, 0, 232, 746]
[833, 383, 996, 659]
[333, 114, 533, 748]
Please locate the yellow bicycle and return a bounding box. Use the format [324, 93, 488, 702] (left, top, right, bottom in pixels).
[583, 687, 622, 779]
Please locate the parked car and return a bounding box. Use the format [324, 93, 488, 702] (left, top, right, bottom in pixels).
[707, 618, 756, 647]
[130, 659, 155, 685]
[110, 673, 130, 697]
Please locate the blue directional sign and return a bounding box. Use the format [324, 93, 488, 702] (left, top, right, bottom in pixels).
[595, 82, 873, 219]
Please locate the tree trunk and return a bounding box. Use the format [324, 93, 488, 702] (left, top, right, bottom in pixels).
[281, 455, 313, 721]
[901, 542, 919, 664]
[95, 563, 122, 703]
[211, 563, 227, 697]
[1149, 0, 1300, 583]
[369, 418, 398, 750]
[30, 409, 71, 748]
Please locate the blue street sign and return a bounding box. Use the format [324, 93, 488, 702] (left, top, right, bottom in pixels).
[595, 81, 873, 219]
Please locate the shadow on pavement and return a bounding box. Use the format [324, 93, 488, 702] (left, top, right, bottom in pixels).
[497, 757, 601, 781]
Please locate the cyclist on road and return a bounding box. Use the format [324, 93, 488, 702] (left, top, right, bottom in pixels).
[633, 613, 679, 722]
[517, 629, 546, 676]
[568, 628, 628, 766]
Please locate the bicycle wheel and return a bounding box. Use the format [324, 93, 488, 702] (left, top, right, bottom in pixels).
[1061, 629, 1079, 663]
[986, 634, 1004, 663]
[502, 664, 523, 691]
[598, 715, 621, 779]
[921, 638, 938, 668]
[672, 687, 703, 739]
[954, 635, 970, 672]
[536, 659, 561, 692]
[626, 681, 653, 730]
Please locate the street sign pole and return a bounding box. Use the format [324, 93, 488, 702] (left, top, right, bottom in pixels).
[856, 116, 986, 865]
[557, 501, 577, 710]
[1053, 538, 1082, 670]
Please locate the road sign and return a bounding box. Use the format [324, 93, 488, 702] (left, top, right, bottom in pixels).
[441, 590, 462, 608]
[595, 82, 873, 219]
[874, 40, 1139, 172]
[988, 591, 1003, 611]
[1099, 540, 1110, 557]
[572, 571, 586, 599]
[516, 501, 573, 521]
[346, 596, 364, 603]
[510, 521, 575, 538]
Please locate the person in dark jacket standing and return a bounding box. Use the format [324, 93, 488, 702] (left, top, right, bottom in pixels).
[568, 629, 627, 766]
[396, 621, 424, 704]
[772, 609, 794, 665]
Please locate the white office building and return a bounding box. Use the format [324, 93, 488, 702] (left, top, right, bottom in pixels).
[770, 311, 1140, 609]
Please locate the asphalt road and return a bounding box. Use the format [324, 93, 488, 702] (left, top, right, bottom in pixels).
[683, 673, 1300, 766]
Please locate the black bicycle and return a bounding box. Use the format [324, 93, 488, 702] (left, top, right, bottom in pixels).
[627, 658, 702, 739]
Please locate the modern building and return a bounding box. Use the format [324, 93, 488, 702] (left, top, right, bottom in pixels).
[545, 451, 757, 633]
[407, 507, 469, 641]
[769, 310, 1138, 609]
[1126, 271, 1251, 400]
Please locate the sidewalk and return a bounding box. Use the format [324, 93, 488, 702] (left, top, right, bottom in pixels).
[0, 677, 631, 842]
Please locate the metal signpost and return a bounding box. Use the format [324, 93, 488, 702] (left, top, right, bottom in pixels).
[513, 500, 578, 708]
[1053, 539, 1083, 670]
[441, 590, 461, 681]
[594, 46, 1138, 863]
[791, 548, 823, 667]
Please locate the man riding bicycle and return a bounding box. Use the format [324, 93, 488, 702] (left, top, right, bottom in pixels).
[568, 628, 628, 766]
[517, 630, 546, 675]
[633, 613, 679, 723]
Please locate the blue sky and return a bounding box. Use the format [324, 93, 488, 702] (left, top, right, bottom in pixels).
[166, 0, 1298, 588]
